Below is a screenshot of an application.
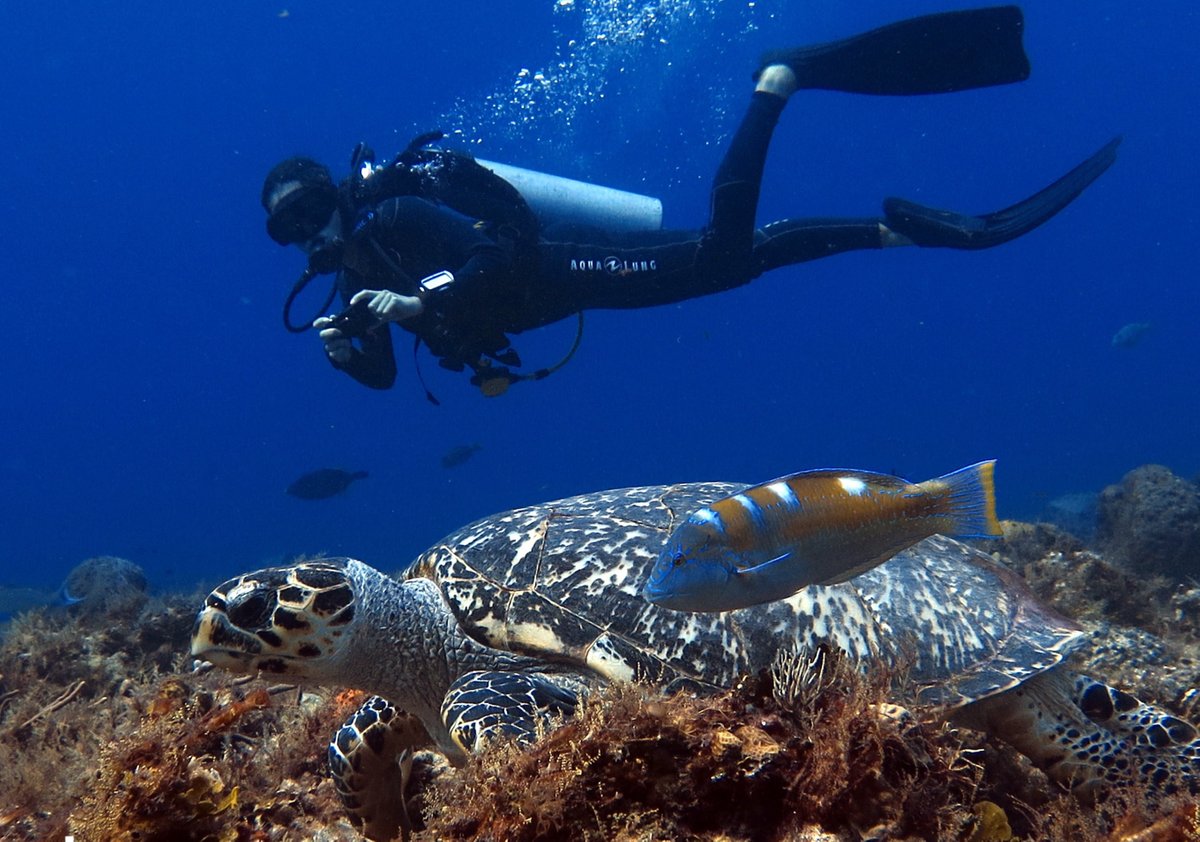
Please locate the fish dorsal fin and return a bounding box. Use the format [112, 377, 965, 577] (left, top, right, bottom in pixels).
[766, 468, 911, 491]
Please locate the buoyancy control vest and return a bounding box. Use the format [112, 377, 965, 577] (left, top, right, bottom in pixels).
[340, 132, 540, 269]
[331, 134, 540, 383]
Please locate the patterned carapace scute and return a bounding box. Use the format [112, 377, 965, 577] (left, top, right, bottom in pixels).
[408, 483, 1084, 710]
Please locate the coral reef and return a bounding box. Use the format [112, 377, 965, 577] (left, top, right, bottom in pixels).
[60, 555, 150, 621]
[1000, 521, 1170, 630]
[4, 465, 1200, 841]
[1096, 465, 1200, 578]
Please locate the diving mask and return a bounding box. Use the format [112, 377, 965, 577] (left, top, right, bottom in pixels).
[266, 184, 338, 246]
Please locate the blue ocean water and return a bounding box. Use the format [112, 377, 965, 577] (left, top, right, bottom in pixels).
[1, 0, 1195, 593]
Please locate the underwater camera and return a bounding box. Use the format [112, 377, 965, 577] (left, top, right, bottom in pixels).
[326, 273, 455, 338]
[326, 299, 376, 339]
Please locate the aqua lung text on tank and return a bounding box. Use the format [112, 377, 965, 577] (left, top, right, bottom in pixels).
[569, 256, 659, 275]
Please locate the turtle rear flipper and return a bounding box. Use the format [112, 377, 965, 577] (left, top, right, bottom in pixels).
[440, 670, 581, 755]
[954, 669, 1200, 796]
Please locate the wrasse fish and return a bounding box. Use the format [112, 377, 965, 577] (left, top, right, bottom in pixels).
[1111, 321, 1152, 349]
[441, 443, 482, 469]
[287, 468, 369, 500]
[642, 460, 1001, 612]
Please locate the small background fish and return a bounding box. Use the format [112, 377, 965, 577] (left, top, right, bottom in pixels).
[643, 460, 1001, 612]
[1112, 321, 1152, 349]
[441, 443, 482, 469]
[286, 469, 369, 500]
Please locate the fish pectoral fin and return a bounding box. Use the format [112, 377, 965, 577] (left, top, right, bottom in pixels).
[818, 552, 896, 585]
[736, 552, 794, 577]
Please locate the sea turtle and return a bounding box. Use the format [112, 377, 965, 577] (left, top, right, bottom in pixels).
[192, 482, 1200, 837]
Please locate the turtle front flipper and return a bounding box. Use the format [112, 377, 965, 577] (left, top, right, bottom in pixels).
[954, 669, 1200, 797]
[328, 696, 430, 842]
[441, 670, 581, 754]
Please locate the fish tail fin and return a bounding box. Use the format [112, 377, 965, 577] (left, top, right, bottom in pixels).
[930, 460, 1002, 539]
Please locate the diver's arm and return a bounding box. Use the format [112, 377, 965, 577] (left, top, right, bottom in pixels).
[446, 233, 510, 290]
[377, 196, 512, 291]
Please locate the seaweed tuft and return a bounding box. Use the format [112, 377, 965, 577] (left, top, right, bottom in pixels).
[422, 654, 985, 841]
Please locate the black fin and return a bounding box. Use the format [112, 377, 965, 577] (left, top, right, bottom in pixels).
[758, 6, 1030, 95]
[883, 136, 1121, 249]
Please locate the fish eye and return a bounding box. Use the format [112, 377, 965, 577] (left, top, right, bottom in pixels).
[671, 551, 685, 568]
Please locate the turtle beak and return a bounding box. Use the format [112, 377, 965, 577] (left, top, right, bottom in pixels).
[191, 605, 301, 676]
[191, 605, 254, 664]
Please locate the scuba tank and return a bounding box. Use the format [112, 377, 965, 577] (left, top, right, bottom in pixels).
[475, 159, 663, 233]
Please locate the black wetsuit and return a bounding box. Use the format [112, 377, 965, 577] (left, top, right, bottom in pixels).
[330, 88, 1116, 390]
[331, 92, 885, 390]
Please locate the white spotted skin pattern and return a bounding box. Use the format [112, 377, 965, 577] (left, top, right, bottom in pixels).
[406, 483, 1083, 710]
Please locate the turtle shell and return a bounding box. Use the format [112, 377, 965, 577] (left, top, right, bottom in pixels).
[406, 483, 1084, 709]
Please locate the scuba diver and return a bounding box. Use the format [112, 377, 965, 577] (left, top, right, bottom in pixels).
[262, 6, 1119, 400]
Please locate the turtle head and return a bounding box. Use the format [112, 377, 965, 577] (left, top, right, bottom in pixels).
[191, 559, 360, 680]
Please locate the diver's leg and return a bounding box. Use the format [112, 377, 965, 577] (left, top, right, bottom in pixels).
[538, 73, 800, 309]
[698, 78, 791, 279]
[750, 218, 886, 275]
[535, 217, 885, 314]
[882, 137, 1121, 250]
[750, 136, 1121, 271]
[529, 237, 710, 315]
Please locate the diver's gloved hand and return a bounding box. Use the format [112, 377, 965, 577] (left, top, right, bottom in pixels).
[313, 317, 354, 364]
[350, 289, 424, 322]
